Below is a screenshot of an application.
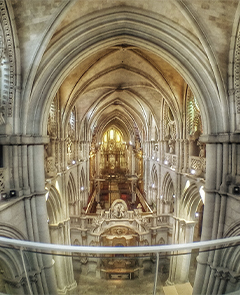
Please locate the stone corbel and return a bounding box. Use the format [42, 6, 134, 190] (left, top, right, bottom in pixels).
[3, 274, 25, 288]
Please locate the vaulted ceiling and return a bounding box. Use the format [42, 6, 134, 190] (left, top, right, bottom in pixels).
[20, 0, 238, 136]
[58, 44, 186, 142]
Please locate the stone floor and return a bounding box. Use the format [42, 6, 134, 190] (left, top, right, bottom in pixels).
[71, 252, 197, 295]
[73, 271, 167, 295]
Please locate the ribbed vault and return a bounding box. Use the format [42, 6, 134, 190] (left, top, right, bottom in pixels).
[24, 6, 226, 137]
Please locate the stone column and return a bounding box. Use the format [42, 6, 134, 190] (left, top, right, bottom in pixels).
[32, 144, 58, 295]
[183, 139, 189, 173]
[179, 222, 195, 282]
[13, 145, 20, 190]
[167, 219, 195, 284]
[166, 217, 179, 285]
[179, 139, 184, 173]
[157, 196, 160, 215]
[22, 145, 30, 194]
[50, 225, 68, 291]
[128, 145, 133, 174]
[132, 149, 136, 175]
[193, 143, 218, 295]
[50, 222, 77, 294]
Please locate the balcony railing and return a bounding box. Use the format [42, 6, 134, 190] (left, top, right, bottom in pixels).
[0, 236, 240, 295]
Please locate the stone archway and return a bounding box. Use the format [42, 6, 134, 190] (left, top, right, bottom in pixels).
[2, 2, 234, 294]
[26, 8, 224, 137]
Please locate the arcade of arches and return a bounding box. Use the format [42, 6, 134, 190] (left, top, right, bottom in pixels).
[0, 1, 240, 294]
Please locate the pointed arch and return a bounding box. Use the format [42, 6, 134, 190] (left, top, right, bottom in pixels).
[162, 172, 175, 201]
[67, 172, 78, 215]
[67, 172, 77, 203]
[151, 164, 158, 188]
[219, 221, 240, 292]
[0, 225, 29, 294]
[47, 185, 63, 224]
[0, 224, 26, 240]
[181, 182, 202, 220]
[161, 172, 175, 214]
[149, 164, 158, 205]
[80, 168, 86, 190]
[26, 7, 224, 136]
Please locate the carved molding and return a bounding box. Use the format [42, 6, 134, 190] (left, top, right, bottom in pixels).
[234, 30, 240, 114]
[0, 0, 16, 118]
[111, 199, 128, 219]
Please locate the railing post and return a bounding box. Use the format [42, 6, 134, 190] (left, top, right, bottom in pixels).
[20, 247, 33, 295]
[153, 252, 159, 295]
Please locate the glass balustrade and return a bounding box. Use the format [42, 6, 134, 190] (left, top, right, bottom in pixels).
[0, 236, 239, 295]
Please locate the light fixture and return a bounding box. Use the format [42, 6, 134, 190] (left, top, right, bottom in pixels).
[0, 193, 8, 200]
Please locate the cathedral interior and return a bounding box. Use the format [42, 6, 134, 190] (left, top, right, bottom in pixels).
[0, 0, 240, 294]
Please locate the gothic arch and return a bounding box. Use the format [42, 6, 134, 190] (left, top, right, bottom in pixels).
[161, 172, 175, 214]
[67, 172, 78, 215]
[149, 164, 158, 205]
[79, 167, 87, 206]
[90, 108, 142, 145]
[219, 221, 240, 293]
[80, 168, 86, 190]
[47, 186, 63, 224]
[224, 220, 240, 238]
[162, 172, 175, 202]
[0, 248, 28, 294]
[0, 225, 29, 294]
[67, 172, 77, 203]
[151, 164, 158, 188]
[25, 6, 224, 136]
[0, 223, 27, 241]
[181, 182, 202, 220]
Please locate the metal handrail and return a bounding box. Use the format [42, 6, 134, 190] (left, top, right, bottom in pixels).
[1, 235, 240, 295]
[0, 235, 239, 254]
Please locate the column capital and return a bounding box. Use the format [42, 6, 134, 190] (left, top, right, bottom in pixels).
[0, 135, 50, 145]
[200, 133, 240, 143]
